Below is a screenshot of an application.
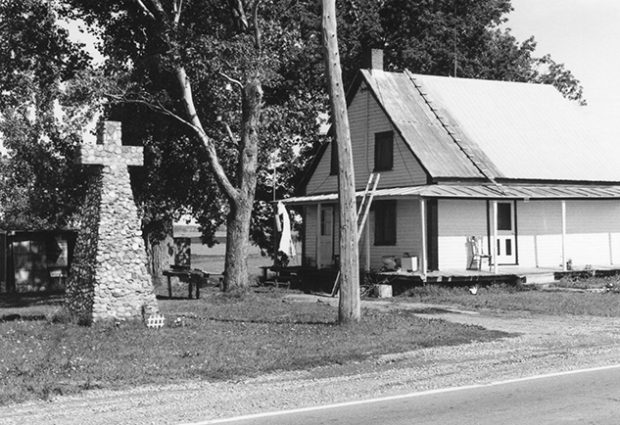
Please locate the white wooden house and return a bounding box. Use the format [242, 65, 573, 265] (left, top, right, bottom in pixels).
[284, 52, 620, 278]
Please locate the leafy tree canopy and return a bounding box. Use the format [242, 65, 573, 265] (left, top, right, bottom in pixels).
[2, 0, 585, 243]
[0, 0, 90, 230]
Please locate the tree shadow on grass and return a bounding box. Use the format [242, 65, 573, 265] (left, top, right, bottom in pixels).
[200, 317, 337, 326]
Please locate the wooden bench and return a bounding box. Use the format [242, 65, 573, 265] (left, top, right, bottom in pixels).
[162, 268, 209, 299]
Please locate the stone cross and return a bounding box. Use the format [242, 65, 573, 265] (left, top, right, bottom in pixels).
[80, 121, 144, 168]
[66, 121, 158, 324]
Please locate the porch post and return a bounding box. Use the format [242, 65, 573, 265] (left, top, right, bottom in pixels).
[316, 203, 321, 269]
[491, 200, 498, 274]
[561, 200, 567, 272]
[420, 198, 427, 278]
[364, 219, 371, 272]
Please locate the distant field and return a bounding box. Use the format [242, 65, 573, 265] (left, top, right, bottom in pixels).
[192, 254, 272, 277]
[189, 239, 302, 277]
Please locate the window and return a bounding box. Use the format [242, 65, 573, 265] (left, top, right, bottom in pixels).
[497, 203, 512, 231]
[374, 200, 396, 245]
[330, 141, 338, 175]
[374, 131, 394, 171]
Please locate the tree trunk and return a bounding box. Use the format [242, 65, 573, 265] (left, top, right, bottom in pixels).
[147, 233, 174, 289]
[223, 200, 251, 290]
[144, 221, 175, 290]
[222, 74, 262, 291]
[322, 0, 361, 323]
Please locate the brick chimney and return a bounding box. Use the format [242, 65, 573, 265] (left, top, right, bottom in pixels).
[363, 49, 384, 71]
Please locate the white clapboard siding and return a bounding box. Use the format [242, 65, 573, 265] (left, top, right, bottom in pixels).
[517, 200, 620, 268]
[565, 200, 620, 266]
[437, 199, 488, 270]
[306, 82, 427, 195]
[367, 200, 423, 270]
[517, 200, 564, 268]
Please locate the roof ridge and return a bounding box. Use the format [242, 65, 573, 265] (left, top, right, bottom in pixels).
[404, 70, 504, 192]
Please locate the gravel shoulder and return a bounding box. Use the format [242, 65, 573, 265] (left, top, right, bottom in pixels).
[2, 294, 620, 425]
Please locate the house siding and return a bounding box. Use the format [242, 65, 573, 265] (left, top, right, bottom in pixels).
[516, 201, 563, 268]
[306, 82, 427, 195]
[367, 200, 423, 269]
[565, 200, 620, 266]
[437, 200, 488, 270]
[304, 200, 423, 271]
[515, 200, 620, 268]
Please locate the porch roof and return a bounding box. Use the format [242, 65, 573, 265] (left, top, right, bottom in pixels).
[282, 184, 620, 205]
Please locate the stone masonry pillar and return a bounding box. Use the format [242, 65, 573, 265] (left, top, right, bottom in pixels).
[66, 121, 158, 323]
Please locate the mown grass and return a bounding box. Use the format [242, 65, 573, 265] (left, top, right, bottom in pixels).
[403, 282, 620, 317]
[0, 289, 507, 406]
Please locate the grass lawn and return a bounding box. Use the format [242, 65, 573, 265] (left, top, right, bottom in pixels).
[403, 281, 620, 317]
[0, 289, 507, 406]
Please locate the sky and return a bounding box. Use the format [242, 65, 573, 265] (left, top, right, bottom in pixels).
[506, 0, 620, 125]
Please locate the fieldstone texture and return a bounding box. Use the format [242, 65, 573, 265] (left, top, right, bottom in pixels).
[66, 121, 158, 323]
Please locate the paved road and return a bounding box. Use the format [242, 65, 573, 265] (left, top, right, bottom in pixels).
[193, 366, 620, 425]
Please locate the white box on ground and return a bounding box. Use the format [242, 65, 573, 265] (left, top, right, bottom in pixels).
[401, 256, 418, 272]
[375, 284, 393, 298]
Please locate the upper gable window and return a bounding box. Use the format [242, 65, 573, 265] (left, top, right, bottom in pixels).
[330, 140, 338, 175]
[374, 131, 394, 172]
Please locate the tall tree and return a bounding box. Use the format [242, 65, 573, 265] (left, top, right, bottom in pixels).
[0, 0, 90, 230]
[68, 0, 327, 291]
[322, 0, 360, 323]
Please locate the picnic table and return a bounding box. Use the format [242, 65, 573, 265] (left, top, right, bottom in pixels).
[162, 268, 209, 299]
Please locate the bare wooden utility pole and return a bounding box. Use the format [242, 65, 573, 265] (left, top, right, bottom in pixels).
[321, 0, 360, 323]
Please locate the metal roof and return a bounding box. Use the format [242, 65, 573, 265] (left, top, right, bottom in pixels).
[360, 70, 485, 179]
[360, 70, 620, 183]
[411, 74, 620, 182]
[282, 184, 620, 205]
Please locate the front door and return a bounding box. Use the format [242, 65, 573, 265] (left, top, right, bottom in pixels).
[318, 206, 334, 268]
[496, 201, 516, 264]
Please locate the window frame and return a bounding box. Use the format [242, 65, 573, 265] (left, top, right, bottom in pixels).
[374, 200, 397, 246]
[373, 130, 394, 172]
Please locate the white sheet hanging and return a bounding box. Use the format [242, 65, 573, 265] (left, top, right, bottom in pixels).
[277, 201, 296, 258]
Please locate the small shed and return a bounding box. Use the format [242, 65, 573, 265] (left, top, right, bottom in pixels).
[0, 229, 76, 293]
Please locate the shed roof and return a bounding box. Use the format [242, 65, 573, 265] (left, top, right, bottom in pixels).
[361, 70, 620, 183]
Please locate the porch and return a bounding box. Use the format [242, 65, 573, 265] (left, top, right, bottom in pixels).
[274, 264, 620, 294]
[378, 264, 620, 286]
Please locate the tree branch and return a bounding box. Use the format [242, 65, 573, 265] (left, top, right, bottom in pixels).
[222, 122, 238, 145]
[106, 91, 241, 204]
[173, 0, 183, 28]
[133, 0, 156, 19]
[219, 72, 243, 90]
[145, 0, 169, 21]
[253, 0, 262, 51]
[174, 67, 241, 204]
[229, 0, 249, 31]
